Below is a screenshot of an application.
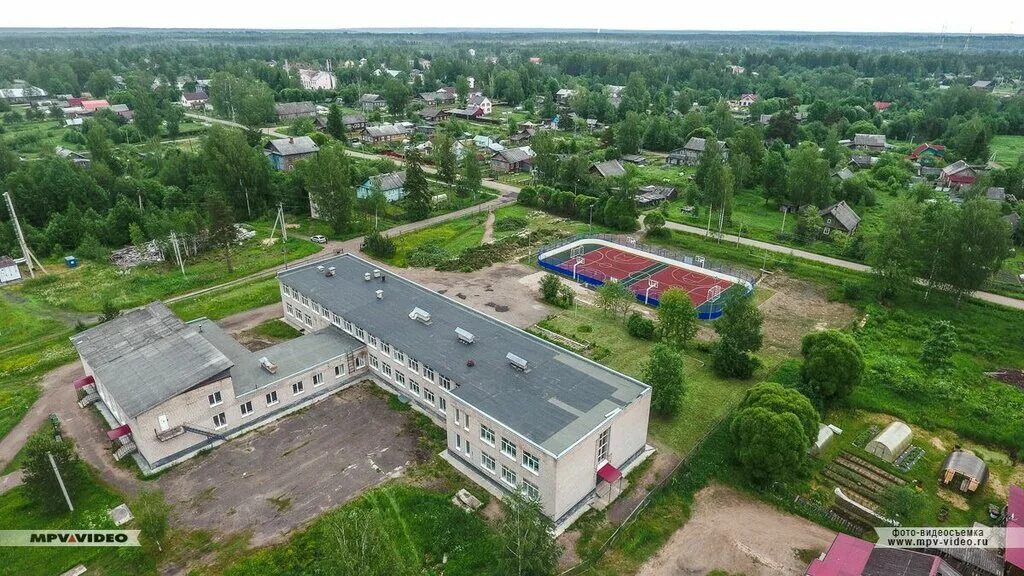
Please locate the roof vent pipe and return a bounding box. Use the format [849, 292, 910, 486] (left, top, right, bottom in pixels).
[373, 269, 381, 278]
[364, 272, 372, 281]
[376, 290, 383, 299]
[327, 267, 336, 277]
[317, 265, 324, 272]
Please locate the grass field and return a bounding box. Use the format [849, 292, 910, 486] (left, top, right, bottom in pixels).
[168, 277, 282, 321]
[991, 135, 1024, 167]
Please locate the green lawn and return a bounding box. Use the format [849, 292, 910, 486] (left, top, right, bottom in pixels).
[991, 135, 1024, 167]
[249, 318, 301, 340]
[168, 277, 282, 321]
[386, 211, 490, 267]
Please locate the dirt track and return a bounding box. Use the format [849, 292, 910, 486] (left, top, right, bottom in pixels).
[636, 484, 835, 576]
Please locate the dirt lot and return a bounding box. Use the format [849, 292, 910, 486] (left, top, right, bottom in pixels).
[636, 484, 835, 576]
[758, 274, 859, 356]
[156, 383, 418, 546]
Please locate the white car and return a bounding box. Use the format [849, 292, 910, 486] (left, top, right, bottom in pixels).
[310, 235, 328, 244]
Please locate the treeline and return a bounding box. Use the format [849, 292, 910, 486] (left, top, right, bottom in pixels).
[517, 184, 638, 231]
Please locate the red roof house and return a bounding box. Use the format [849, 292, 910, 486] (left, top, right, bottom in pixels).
[81, 99, 110, 112]
[66, 97, 84, 107]
[939, 160, 978, 188]
[907, 143, 946, 161]
[873, 101, 892, 112]
[806, 534, 948, 576]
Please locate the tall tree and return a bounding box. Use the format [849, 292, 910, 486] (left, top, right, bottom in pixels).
[457, 151, 482, 198]
[730, 382, 818, 483]
[711, 292, 764, 379]
[800, 330, 864, 407]
[205, 190, 236, 273]
[308, 146, 356, 235]
[656, 287, 698, 347]
[868, 200, 923, 298]
[432, 131, 457, 188]
[403, 151, 432, 220]
[616, 111, 643, 155]
[22, 430, 85, 514]
[643, 343, 687, 415]
[760, 150, 788, 205]
[787, 142, 831, 207]
[326, 103, 345, 140]
[497, 491, 561, 576]
[382, 79, 410, 116]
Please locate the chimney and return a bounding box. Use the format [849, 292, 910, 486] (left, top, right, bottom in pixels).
[289, 137, 294, 144]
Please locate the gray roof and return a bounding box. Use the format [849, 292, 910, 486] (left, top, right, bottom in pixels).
[942, 450, 988, 480]
[419, 92, 455, 103]
[942, 159, 971, 176]
[359, 93, 384, 103]
[264, 136, 320, 156]
[343, 114, 366, 126]
[834, 167, 855, 181]
[278, 255, 648, 456]
[274, 101, 316, 116]
[849, 154, 878, 167]
[467, 94, 489, 106]
[853, 133, 886, 148]
[819, 201, 861, 230]
[363, 124, 409, 138]
[986, 187, 1006, 202]
[365, 171, 406, 192]
[591, 159, 626, 178]
[182, 91, 207, 101]
[681, 137, 727, 153]
[70, 302, 232, 418]
[0, 256, 15, 268]
[495, 146, 534, 164]
[190, 318, 363, 398]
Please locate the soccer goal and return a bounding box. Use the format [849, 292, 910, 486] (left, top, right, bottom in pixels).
[570, 245, 585, 259]
[707, 284, 724, 303]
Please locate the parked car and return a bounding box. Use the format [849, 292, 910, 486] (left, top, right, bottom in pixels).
[310, 235, 327, 244]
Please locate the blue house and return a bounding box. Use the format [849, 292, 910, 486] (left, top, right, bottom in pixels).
[357, 171, 407, 202]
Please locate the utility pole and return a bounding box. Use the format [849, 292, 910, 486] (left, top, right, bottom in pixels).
[3, 191, 46, 278]
[269, 203, 289, 269]
[47, 452, 74, 513]
[170, 231, 186, 278]
[240, 179, 251, 219]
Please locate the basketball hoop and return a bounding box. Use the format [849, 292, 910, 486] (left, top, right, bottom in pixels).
[572, 255, 585, 280]
[570, 245, 585, 259]
[695, 255, 706, 268]
[707, 285, 723, 303]
[644, 278, 659, 304]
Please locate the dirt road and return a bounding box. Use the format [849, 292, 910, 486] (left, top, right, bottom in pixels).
[636, 484, 834, 576]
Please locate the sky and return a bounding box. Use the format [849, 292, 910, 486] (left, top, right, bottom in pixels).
[2, 0, 1020, 34]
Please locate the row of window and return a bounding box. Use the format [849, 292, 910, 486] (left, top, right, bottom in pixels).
[479, 424, 540, 475]
[205, 366, 344, 430]
[369, 353, 448, 415]
[473, 440, 540, 501]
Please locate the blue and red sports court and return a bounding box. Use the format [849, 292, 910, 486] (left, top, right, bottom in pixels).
[538, 238, 752, 318]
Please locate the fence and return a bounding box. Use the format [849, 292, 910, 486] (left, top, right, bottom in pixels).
[537, 234, 758, 319]
[557, 415, 732, 575]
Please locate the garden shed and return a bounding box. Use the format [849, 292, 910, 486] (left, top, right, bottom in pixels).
[865, 421, 912, 462]
[940, 450, 988, 493]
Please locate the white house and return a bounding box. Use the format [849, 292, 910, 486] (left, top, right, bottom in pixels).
[467, 95, 492, 115]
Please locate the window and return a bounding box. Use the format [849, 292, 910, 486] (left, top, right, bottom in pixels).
[332, 313, 342, 325]
[369, 335, 379, 348]
[313, 372, 324, 387]
[482, 452, 496, 473]
[501, 438, 517, 460]
[456, 433, 462, 449]
[240, 401, 253, 417]
[501, 465, 517, 487]
[382, 363, 393, 379]
[369, 355, 380, 370]
[438, 396, 447, 413]
[522, 451, 540, 474]
[381, 342, 392, 356]
[424, 389, 435, 405]
[409, 381, 420, 396]
[408, 358, 419, 372]
[439, 375, 452, 390]
[292, 381, 304, 395]
[393, 350, 405, 364]
[304, 314, 312, 327]
[465, 442, 471, 457]
[313, 302, 321, 315]
[286, 303, 294, 316]
[521, 479, 539, 501]
[422, 366, 435, 382]
[354, 355, 365, 368]
[301, 295, 309, 307]
[266, 391, 279, 406]
[455, 407, 461, 424]
[464, 412, 470, 431]
[481, 425, 496, 446]
[335, 365, 346, 378]
[321, 306, 330, 319]
[394, 371, 406, 386]
[343, 320, 353, 332]
[208, 391, 223, 407]
[354, 328, 365, 341]
[823, 227, 831, 235]
[213, 412, 227, 429]
[597, 428, 610, 463]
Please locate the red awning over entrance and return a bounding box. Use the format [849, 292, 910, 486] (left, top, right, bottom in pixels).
[73, 375, 95, 389]
[597, 462, 622, 483]
[106, 424, 132, 441]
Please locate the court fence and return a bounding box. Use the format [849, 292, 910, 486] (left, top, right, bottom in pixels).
[536, 234, 758, 319]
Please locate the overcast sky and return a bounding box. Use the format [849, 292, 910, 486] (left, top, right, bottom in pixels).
[3, 0, 1020, 34]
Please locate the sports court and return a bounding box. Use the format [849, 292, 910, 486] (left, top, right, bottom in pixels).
[538, 238, 752, 317]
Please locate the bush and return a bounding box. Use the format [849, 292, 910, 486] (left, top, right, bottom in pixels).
[711, 340, 761, 379]
[363, 232, 396, 258]
[406, 242, 452, 267]
[840, 279, 863, 301]
[494, 215, 529, 232]
[539, 273, 574, 308]
[626, 312, 656, 340]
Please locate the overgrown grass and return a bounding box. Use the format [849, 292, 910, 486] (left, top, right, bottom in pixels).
[991, 134, 1024, 167]
[249, 318, 301, 340]
[386, 212, 489, 267]
[168, 277, 282, 321]
[0, 339, 76, 442]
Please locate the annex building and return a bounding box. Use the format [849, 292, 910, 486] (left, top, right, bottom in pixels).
[71, 254, 652, 530]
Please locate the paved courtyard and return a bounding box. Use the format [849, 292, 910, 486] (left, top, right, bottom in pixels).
[155, 383, 419, 546]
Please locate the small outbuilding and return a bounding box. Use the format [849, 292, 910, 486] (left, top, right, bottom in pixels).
[941, 450, 988, 493]
[865, 421, 912, 463]
[0, 256, 21, 284]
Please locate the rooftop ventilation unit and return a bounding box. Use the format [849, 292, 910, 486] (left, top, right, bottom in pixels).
[373, 268, 381, 278]
[507, 352, 528, 372]
[317, 265, 324, 273]
[364, 272, 372, 281]
[259, 357, 278, 374]
[376, 289, 384, 300]
[409, 307, 432, 324]
[455, 327, 475, 344]
[326, 266, 336, 277]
